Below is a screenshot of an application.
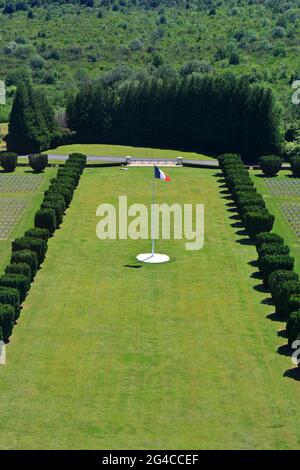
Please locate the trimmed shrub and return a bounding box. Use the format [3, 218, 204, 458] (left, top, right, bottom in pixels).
[0, 287, 20, 320]
[41, 200, 64, 225]
[260, 254, 295, 287]
[12, 237, 47, 265]
[243, 209, 275, 238]
[258, 243, 290, 264]
[25, 227, 50, 241]
[28, 153, 48, 172]
[35, 208, 57, 234]
[0, 304, 15, 343]
[259, 155, 282, 177]
[0, 152, 18, 172]
[290, 156, 300, 177]
[57, 168, 80, 186]
[51, 176, 76, 191]
[275, 281, 300, 317]
[255, 232, 284, 249]
[286, 310, 300, 346]
[0, 274, 30, 303]
[239, 204, 266, 217]
[269, 270, 299, 301]
[288, 296, 300, 318]
[11, 250, 39, 278]
[232, 185, 257, 200]
[5, 263, 32, 282]
[45, 186, 72, 207]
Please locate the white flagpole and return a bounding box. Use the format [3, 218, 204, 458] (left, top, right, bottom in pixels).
[151, 165, 156, 257]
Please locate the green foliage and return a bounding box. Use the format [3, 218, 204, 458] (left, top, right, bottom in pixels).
[269, 270, 299, 304]
[286, 310, 300, 347]
[0, 274, 30, 303]
[0, 304, 15, 343]
[67, 76, 280, 162]
[0, 286, 20, 320]
[242, 209, 275, 238]
[0, 152, 18, 172]
[257, 243, 290, 265]
[5, 263, 32, 283]
[34, 208, 57, 234]
[290, 156, 300, 177]
[12, 236, 47, 265]
[260, 254, 295, 287]
[24, 227, 50, 241]
[259, 155, 283, 177]
[255, 232, 284, 249]
[7, 83, 60, 153]
[11, 249, 39, 277]
[28, 153, 48, 172]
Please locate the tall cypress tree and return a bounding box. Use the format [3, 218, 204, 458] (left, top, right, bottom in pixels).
[7, 83, 59, 153]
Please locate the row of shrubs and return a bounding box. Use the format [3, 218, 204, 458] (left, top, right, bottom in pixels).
[259, 154, 300, 177]
[0, 153, 86, 343]
[0, 152, 49, 173]
[219, 153, 300, 366]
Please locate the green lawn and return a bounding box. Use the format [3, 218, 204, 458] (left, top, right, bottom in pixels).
[47, 143, 214, 161]
[0, 167, 57, 271]
[0, 167, 299, 449]
[252, 171, 300, 274]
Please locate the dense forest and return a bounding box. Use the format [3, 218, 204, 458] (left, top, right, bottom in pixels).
[0, 0, 300, 154]
[66, 74, 280, 162]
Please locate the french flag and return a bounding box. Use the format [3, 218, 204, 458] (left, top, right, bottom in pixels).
[154, 165, 171, 182]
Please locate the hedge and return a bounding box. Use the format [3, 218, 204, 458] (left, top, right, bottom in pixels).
[259, 155, 282, 177]
[242, 209, 275, 238]
[255, 232, 284, 249]
[0, 304, 15, 343]
[290, 156, 300, 178]
[288, 296, 300, 318]
[269, 270, 299, 303]
[41, 200, 64, 226]
[260, 254, 295, 287]
[275, 281, 300, 317]
[11, 250, 39, 278]
[0, 274, 30, 303]
[0, 287, 20, 320]
[28, 153, 48, 172]
[35, 208, 57, 234]
[0, 152, 18, 172]
[25, 227, 50, 241]
[5, 263, 32, 283]
[257, 243, 290, 263]
[12, 236, 47, 265]
[286, 310, 300, 347]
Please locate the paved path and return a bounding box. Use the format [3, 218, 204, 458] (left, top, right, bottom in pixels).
[18, 155, 291, 170]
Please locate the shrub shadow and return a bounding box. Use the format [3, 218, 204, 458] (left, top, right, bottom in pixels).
[283, 368, 300, 381]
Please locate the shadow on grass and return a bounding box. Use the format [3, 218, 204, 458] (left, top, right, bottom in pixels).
[283, 368, 300, 381]
[235, 237, 254, 246]
[277, 329, 287, 339]
[266, 311, 285, 323]
[277, 344, 291, 357]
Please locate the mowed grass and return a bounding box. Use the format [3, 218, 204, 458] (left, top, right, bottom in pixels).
[0, 167, 300, 449]
[47, 143, 214, 161]
[0, 167, 57, 270]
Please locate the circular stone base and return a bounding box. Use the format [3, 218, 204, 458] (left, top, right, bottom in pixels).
[136, 253, 170, 264]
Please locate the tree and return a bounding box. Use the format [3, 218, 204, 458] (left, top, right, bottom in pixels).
[7, 83, 60, 153]
[259, 155, 283, 177]
[28, 154, 48, 172]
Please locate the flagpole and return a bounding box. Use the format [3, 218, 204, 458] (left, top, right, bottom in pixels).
[151, 165, 156, 257]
